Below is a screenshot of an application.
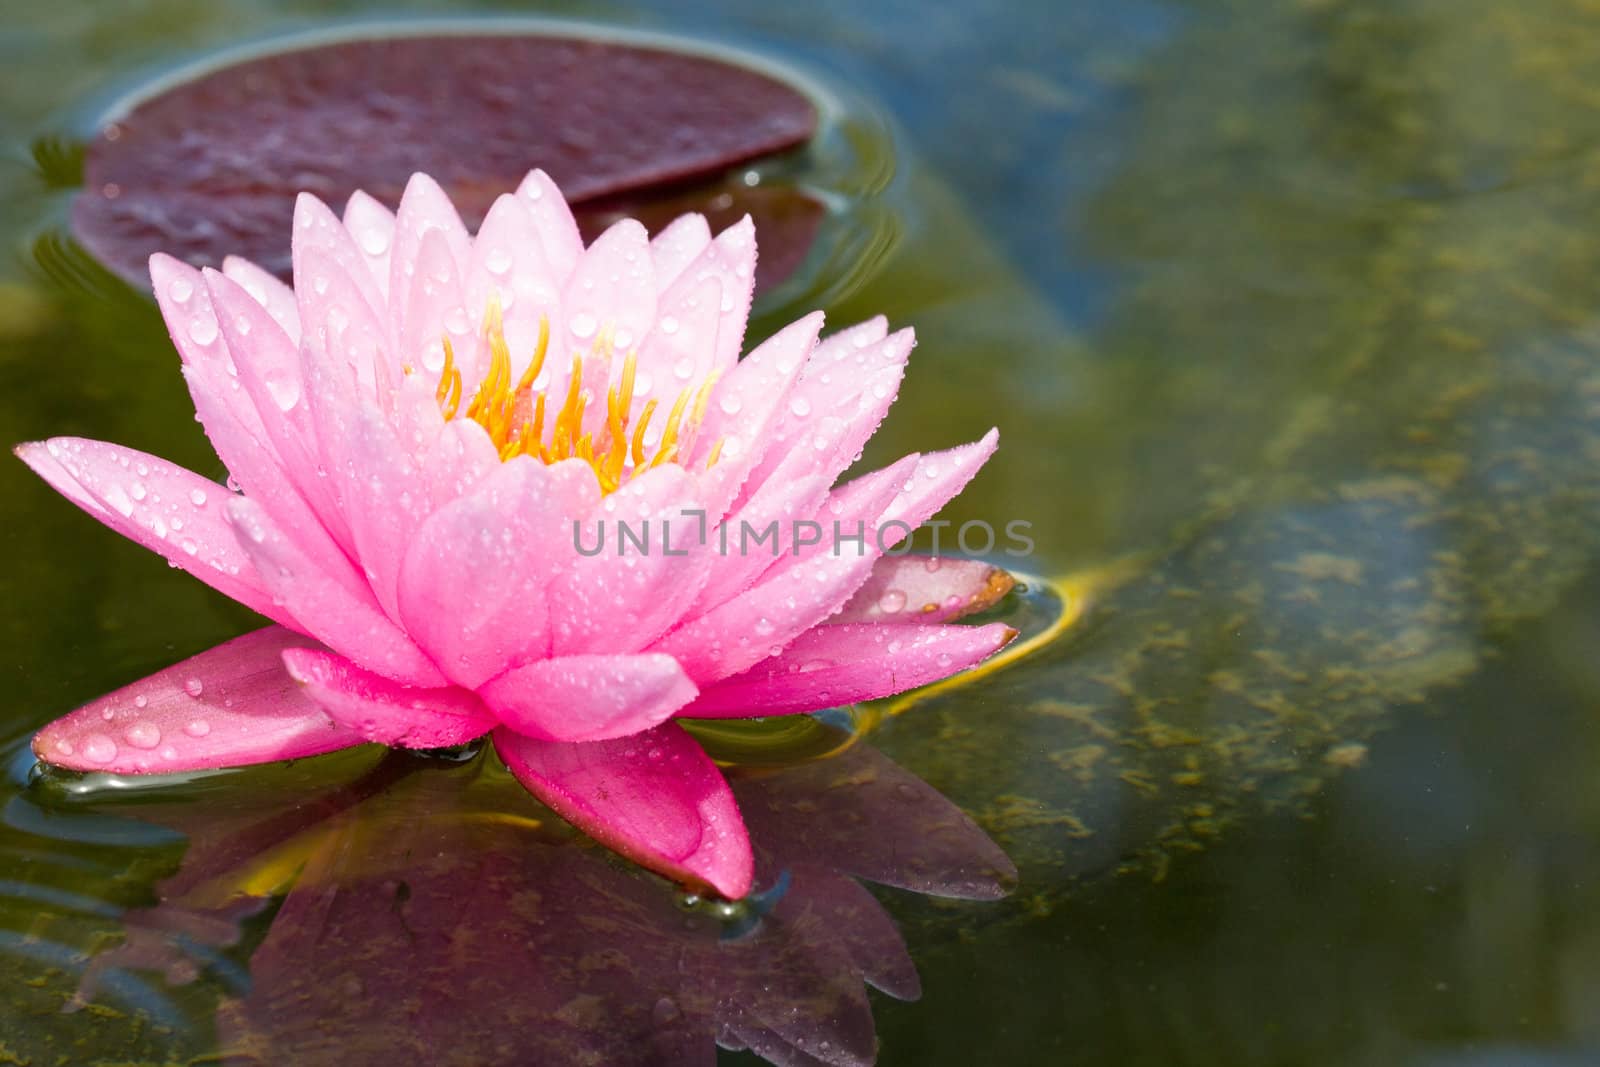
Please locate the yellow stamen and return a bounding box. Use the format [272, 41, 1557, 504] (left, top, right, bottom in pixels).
[433, 303, 734, 492]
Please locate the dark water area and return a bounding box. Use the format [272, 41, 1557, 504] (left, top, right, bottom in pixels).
[6, 0, 1600, 1064]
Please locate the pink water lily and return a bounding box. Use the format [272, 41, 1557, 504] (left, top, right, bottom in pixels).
[17, 170, 1013, 898]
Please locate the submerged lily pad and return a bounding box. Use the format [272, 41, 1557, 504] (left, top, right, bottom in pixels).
[71, 32, 819, 291]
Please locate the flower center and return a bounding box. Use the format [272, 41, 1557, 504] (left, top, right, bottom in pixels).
[431, 301, 723, 493]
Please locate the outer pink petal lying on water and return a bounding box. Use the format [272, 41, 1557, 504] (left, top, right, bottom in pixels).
[495, 721, 753, 898]
[282, 648, 495, 749]
[32, 627, 362, 773]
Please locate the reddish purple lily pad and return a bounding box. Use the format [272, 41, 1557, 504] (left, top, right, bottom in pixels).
[73, 33, 820, 292]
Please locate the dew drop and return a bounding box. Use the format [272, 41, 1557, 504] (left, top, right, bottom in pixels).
[168, 276, 194, 303]
[103, 484, 135, 518]
[660, 315, 680, 335]
[421, 339, 447, 373]
[129, 483, 147, 502]
[360, 227, 390, 256]
[673, 357, 695, 381]
[184, 719, 211, 738]
[484, 248, 512, 275]
[125, 722, 161, 749]
[183, 678, 205, 698]
[134, 695, 148, 709]
[878, 589, 907, 614]
[189, 488, 208, 507]
[100, 707, 114, 722]
[264, 369, 302, 412]
[753, 617, 775, 636]
[570, 312, 598, 339]
[83, 734, 117, 764]
[789, 396, 812, 418]
[188, 317, 219, 346]
[444, 306, 470, 334]
[719, 392, 743, 415]
[614, 328, 635, 350]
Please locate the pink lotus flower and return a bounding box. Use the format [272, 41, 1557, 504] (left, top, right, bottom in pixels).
[16, 171, 1013, 898]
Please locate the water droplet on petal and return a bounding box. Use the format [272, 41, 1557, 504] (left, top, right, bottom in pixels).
[189, 488, 208, 507]
[168, 277, 194, 303]
[660, 315, 680, 335]
[184, 719, 211, 738]
[484, 248, 512, 275]
[83, 734, 117, 764]
[264, 369, 301, 412]
[570, 312, 597, 339]
[789, 396, 811, 418]
[719, 392, 743, 415]
[878, 589, 907, 614]
[360, 227, 390, 256]
[125, 722, 161, 749]
[188, 316, 219, 345]
[183, 677, 205, 697]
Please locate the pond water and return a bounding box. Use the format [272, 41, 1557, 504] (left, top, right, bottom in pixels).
[6, 0, 1600, 1064]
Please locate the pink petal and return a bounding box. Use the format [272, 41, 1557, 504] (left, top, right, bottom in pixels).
[397, 456, 598, 689]
[32, 626, 362, 773]
[178, 363, 365, 604]
[494, 721, 752, 898]
[689, 309, 821, 514]
[464, 193, 562, 367]
[14, 438, 285, 624]
[418, 418, 499, 511]
[388, 173, 472, 342]
[340, 189, 396, 302]
[203, 268, 319, 475]
[653, 460, 903, 685]
[220, 255, 301, 342]
[548, 465, 712, 656]
[479, 652, 697, 742]
[224, 495, 447, 688]
[826, 429, 1001, 550]
[632, 273, 724, 417]
[834, 556, 1016, 624]
[552, 218, 656, 425]
[738, 328, 912, 506]
[649, 212, 712, 287]
[636, 212, 755, 391]
[304, 387, 428, 622]
[290, 192, 387, 335]
[689, 470, 831, 613]
[684, 621, 1016, 717]
[514, 169, 583, 279]
[809, 315, 889, 363]
[151, 254, 272, 451]
[281, 647, 494, 748]
[399, 227, 479, 392]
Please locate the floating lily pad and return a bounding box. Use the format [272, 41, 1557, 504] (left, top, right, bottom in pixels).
[71, 33, 819, 292]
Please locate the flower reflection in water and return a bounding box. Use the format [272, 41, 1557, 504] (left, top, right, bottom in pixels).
[59, 727, 1014, 1066]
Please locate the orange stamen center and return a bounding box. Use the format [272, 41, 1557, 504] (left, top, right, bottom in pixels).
[432, 300, 724, 493]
